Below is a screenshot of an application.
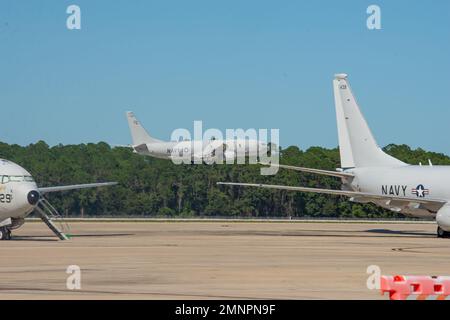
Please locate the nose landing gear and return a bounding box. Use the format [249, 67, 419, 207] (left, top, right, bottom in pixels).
[437, 226, 450, 238]
[0, 227, 11, 240]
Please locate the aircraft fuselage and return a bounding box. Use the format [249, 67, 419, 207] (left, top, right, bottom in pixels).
[0, 160, 38, 221]
[133, 139, 265, 162]
[347, 165, 450, 217]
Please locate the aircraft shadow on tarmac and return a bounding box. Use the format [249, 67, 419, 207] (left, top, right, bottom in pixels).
[69, 233, 135, 238]
[195, 229, 436, 239]
[365, 229, 435, 237]
[8, 233, 134, 241]
[7, 230, 436, 241]
[8, 236, 59, 242]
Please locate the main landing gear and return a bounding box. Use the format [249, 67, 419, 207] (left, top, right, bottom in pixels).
[0, 227, 11, 240]
[437, 226, 450, 238]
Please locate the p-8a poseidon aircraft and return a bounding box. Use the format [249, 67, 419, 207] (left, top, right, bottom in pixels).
[219, 74, 450, 238]
[0, 158, 116, 240]
[126, 112, 274, 163]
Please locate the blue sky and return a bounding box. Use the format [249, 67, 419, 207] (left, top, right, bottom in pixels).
[1, 1, 449, 153]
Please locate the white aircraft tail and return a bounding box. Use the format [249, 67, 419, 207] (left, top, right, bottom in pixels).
[126, 111, 162, 145]
[333, 74, 405, 168]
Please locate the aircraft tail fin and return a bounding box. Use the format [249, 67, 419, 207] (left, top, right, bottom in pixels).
[126, 111, 162, 145]
[333, 74, 405, 168]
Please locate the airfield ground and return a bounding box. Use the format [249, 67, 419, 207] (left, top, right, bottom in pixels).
[0, 220, 449, 299]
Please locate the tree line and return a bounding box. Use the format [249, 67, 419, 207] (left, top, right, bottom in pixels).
[1, 141, 449, 218]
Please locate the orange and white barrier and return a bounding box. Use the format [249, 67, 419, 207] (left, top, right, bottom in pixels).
[380, 275, 450, 300]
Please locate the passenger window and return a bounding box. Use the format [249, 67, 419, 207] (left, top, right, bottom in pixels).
[2, 176, 9, 184]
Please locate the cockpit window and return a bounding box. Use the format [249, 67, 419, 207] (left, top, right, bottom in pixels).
[0, 175, 35, 183]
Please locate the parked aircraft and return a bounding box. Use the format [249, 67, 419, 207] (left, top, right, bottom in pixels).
[218, 74, 450, 238]
[126, 112, 275, 164]
[0, 158, 116, 240]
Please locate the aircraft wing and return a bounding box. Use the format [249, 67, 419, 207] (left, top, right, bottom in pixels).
[39, 182, 118, 194]
[191, 141, 226, 161]
[217, 182, 446, 213]
[259, 163, 353, 178]
[112, 144, 133, 149]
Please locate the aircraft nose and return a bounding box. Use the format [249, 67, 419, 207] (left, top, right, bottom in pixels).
[27, 190, 40, 205]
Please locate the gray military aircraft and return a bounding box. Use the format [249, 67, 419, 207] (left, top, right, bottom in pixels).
[126, 112, 274, 164]
[0, 158, 116, 240]
[218, 73, 450, 238]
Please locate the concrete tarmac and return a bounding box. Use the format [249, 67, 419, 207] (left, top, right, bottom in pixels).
[0, 221, 449, 299]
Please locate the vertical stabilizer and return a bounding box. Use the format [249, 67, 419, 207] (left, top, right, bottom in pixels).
[126, 111, 162, 145]
[333, 74, 404, 168]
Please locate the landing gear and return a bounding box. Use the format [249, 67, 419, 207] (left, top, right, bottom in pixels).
[0, 227, 11, 240]
[437, 226, 450, 238]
